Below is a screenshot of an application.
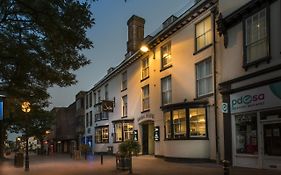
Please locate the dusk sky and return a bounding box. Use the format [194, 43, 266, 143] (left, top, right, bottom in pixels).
[47, 0, 193, 110]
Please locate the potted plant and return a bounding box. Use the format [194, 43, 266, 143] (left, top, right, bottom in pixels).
[116, 139, 140, 173]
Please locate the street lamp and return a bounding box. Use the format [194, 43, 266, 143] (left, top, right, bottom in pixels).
[21, 101, 31, 172]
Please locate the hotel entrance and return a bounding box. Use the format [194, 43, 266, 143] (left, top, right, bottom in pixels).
[141, 121, 154, 155]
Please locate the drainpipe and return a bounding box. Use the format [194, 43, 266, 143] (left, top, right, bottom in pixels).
[211, 6, 220, 163]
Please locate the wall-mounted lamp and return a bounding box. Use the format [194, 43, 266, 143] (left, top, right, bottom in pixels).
[140, 45, 149, 52]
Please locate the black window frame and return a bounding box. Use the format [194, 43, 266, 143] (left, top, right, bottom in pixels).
[95, 125, 109, 144]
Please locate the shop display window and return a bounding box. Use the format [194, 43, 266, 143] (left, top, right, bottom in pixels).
[235, 113, 258, 154]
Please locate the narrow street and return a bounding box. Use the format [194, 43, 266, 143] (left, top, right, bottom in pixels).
[0, 153, 280, 175]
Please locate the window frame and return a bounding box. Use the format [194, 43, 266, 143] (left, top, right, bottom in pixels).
[113, 121, 134, 143]
[141, 57, 149, 80]
[95, 125, 109, 144]
[121, 71, 127, 91]
[194, 16, 212, 53]
[142, 85, 150, 111]
[161, 42, 172, 70]
[163, 106, 208, 140]
[242, 6, 270, 70]
[161, 75, 172, 106]
[122, 95, 128, 117]
[195, 57, 213, 98]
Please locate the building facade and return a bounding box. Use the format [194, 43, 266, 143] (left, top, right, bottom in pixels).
[84, 0, 220, 161]
[218, 0, 281, 170]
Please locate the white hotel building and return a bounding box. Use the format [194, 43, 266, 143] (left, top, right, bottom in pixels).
[83, 0, 220, 161]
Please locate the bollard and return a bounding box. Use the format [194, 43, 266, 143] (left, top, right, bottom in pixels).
[129, 156, 132, 174]
[222, 160, 230, 175]
[101, 153, 103, 165]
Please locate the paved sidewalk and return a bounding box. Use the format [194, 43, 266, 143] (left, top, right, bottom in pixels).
[0, 153, 280, 175]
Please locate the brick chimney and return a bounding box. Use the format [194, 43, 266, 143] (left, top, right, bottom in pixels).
[126, 15, 145, 58]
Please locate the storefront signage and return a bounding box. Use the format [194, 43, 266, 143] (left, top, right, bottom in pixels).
[137, 113, 154, 123]
[230, 82, 281, 113]
[221, 103, 228, 113]
[154, 126, 160, 141]
[0, 101, 3, 120]
[101, 100, 114, 112]
[133, 130, 138, 141]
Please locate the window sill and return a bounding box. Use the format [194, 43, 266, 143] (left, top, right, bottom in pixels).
[141, 109, 150, 113]
[164, 137, 209, 141]
[194, 93, 214, 101]
[243, 56, 271, 71]
[95, 142, 109, 144]
[140, 76, 149, 82]
[95, 118, 109, 122]
[121, 115, 128, 118]
[121, 88, 127, 92]
[193, 44, 212, 55]
[160, 64, 172, 72]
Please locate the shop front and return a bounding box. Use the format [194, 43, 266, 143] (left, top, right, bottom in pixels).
[229, 81, 281, 170]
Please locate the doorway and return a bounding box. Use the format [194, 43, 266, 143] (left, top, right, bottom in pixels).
[142, 122, 154, 155]
[262, 122, 281, 169]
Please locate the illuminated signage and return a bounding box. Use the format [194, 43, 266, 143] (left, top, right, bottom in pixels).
[154, 126, 160, 141]
[133, 130, 138, 141]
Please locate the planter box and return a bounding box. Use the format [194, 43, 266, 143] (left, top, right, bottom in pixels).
[116, 154, 131, 170]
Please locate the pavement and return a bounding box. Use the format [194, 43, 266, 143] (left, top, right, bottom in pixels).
[0, 153, 280, 175]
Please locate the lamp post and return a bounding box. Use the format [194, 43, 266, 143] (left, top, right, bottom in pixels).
[21, 101, 31, 172]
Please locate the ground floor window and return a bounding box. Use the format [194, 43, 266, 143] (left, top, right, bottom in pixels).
[235, 113, 258, 155]
[113, 121, 134, 142]
[95, 126, 109, 143]
[163, 105, 207, 140]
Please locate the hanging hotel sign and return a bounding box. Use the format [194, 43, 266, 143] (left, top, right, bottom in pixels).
[154, 126, 160, 141]
[133, 130, 138, 141]
[137, 113, 154, 123]
[230, 81, 281, 113]
[101, 100, 114, 112]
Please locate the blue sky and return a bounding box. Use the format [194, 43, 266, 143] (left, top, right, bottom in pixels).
[47, 0, 193, 109]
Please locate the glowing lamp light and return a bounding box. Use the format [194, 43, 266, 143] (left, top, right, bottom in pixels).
[140, 45, 149, 52]
[21, 101, 31, 113]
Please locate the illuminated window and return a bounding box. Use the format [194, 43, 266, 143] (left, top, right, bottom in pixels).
[189, 108, 206, 137]
[95, 126, 109, 143]
[114, 121, 134, 142]
[173, 109, 186, 139]
[195, 16, 211, 51]
[164, 112, 171, 139]
[142, 57, 149, 79]
[122, 95, 127, 117]
[161, 42, 171, 69]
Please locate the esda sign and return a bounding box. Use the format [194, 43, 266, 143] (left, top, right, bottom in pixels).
[230, 81, 281, 113]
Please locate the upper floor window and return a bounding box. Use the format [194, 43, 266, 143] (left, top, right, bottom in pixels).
[244, 8, 269, 65]
[195, 16, 211, 51]
[161, 76, 172, 105]
[142, 85, 150, 111]
[122, 95, 128, 117]
[89, 92, 92, 107]
[105, 84, 108, 100]
[93, 93, 96, 105]
[89, 111, 93, 126]
[97, 90, 101, 103]
[121, 71, 127, 90]
[196, 58, 212, 97]
[161, 42, 171, 69]
[86, 112, 89, 127]
[142, 57, 149, 80]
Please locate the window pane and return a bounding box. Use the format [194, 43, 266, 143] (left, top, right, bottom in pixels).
[235, 113, 258, 155]
[124, 122, 133, 141]
[196, 16, 211, 51]
[189, 108, 206, 137]
[196, 58, 212, 96]
[115, 123, 123, 142]
[164, 112, 171, 139]
[173, 109, 186, 139]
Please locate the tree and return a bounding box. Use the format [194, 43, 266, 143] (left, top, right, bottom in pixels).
[0, 0, 95, 158]
[0, 0, 94, 107]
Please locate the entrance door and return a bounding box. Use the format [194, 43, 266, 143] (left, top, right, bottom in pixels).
[142, 124, 149, 155]
[262, 122, 281, 169]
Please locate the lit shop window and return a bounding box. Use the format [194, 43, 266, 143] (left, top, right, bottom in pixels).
[95, 126, 109, 143]
[235, 113, 258, 155]
[173, 109, 186, 139]
[114, 122, 134, 142]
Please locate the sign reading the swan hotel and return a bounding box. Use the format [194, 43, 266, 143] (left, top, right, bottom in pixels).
[137, 113, 154, 123]
[230, 82, 281, 113]
[101, 100, 114, 112]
